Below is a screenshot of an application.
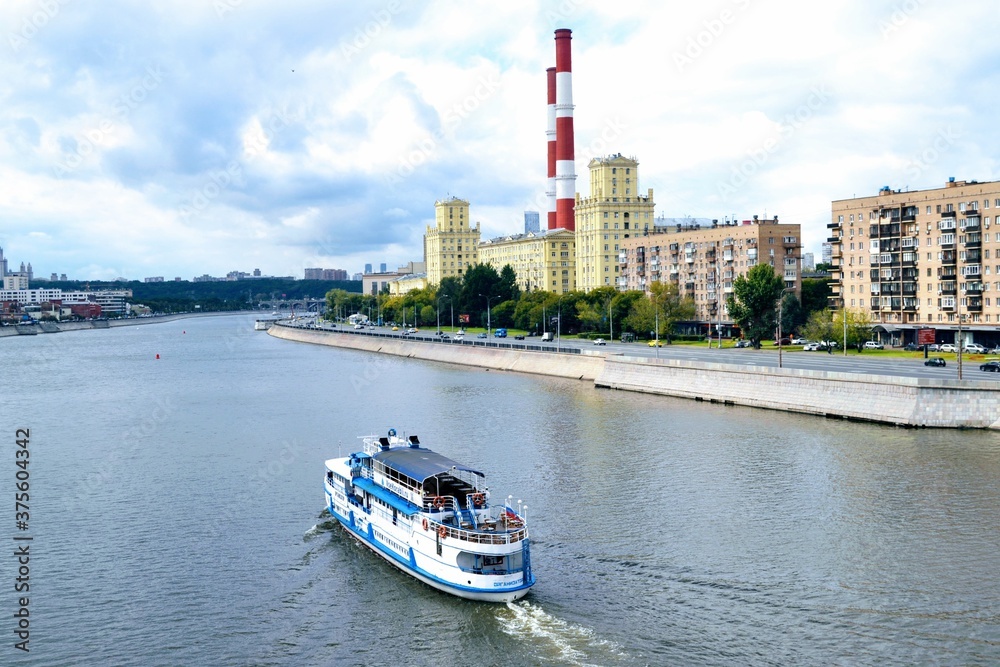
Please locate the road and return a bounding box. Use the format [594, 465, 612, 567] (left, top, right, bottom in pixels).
[306, 322, 996, 382]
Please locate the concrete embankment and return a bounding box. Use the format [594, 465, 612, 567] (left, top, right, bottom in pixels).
[268, 324, 1000, 429]
[266, 324, 603, 380]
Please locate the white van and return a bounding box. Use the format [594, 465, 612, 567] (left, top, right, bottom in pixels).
[541, 332, 554, 342]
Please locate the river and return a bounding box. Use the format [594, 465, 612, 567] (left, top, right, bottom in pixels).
[1, 314, 998, 666]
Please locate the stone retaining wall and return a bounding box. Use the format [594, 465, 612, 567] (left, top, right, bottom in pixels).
[266, 325, 603, 381]
[269, 324, 1000, 429]
[595, 355, 1000, 429]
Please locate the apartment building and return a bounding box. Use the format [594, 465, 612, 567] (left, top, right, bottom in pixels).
[478, 228, 576, 294]
[424, 197, 481, 286]
[829, 178, 1000, 345]
[574, 155, 656, 291]
[619, 217, 802, 330]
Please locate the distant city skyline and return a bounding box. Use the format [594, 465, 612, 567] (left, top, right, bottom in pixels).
[2, 3, 998, 281]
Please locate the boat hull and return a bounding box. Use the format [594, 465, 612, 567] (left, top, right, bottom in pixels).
[326, 501, 533, 603]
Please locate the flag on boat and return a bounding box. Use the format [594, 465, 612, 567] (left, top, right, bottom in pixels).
[504, 505, 518, 519]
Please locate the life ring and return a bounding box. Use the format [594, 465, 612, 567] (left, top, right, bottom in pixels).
[438, 525, 447, 539]
[433, 496, 445, 509]
[422, 518, 428, 531]
[471, 493, 484, 508]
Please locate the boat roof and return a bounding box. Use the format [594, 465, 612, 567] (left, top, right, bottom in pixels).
[374, 446, 484, 482]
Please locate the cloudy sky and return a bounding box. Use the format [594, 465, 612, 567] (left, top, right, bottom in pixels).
[2, 1, 998, 281]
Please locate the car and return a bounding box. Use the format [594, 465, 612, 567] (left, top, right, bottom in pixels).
[903, 343, 920, 351]
[988, 346, 1000, 355]
[440, 333, 450, 340]
[477, 332, 487, 339]
[407, 328, 417, 334]
[391, 326, 399, 331]
[964, 343, 986, 354]
[593, 338, 606, 345]
[456, 329, 465, 335]
[980, 360, 1000, 372]
[648, 340, 663, 347]
[924, 357, 946, 367]
[928, 344, 940, 352]
[736, 340, 752, 348]
[514, 334, 525, 340]
[803, 342, 822, 351]
[773, 338, 791, 346]
[790, 337, 807, 345]
[939, 344, 957, 353]
[494, 328, 508, 338]
[864, 341, 884, 350]
[354, 323, 364, 329]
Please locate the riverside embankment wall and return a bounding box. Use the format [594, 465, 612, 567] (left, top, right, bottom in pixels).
[270, 324, 1000, 429]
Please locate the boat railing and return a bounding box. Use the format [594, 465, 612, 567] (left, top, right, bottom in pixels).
[429, 517, 527, 546]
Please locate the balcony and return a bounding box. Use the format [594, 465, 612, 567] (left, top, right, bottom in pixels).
[967, 299, 983, 312]
[964, 235, 982, 248]
[941, 210, 957, 218]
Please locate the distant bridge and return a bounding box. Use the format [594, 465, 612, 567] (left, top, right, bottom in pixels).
[257, 298, 325, 313]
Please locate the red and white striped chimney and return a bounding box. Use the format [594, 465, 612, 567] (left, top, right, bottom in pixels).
[546, 66, 557, 230]
[554, 28, 576, 231]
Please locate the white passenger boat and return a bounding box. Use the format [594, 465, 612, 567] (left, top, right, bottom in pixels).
[324, 430, 535, 602]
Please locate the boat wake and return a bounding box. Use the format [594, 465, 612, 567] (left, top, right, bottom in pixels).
[497, 600, 629, 666]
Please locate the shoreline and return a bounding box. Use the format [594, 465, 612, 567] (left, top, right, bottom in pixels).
[0, 310, 256, 338]
[268, 322, 1000, 430]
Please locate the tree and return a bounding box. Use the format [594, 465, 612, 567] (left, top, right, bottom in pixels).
[836, 307, 873, 351]
[498, 265, 521, 304]
[459, 263, 502, 323]
[802, 309, 836, 345]
[726, 263, 785, 348]
[779, 292, 805, 336]
[624, 283, 695, 342]
[800, 277, 832, 319]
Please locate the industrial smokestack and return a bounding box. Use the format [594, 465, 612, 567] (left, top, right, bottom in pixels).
[554, 28, 576, 231]
[546, 66, 557, 230]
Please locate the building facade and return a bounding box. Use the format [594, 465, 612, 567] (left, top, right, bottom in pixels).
[619, 217, 802, 329]
[829, 178, 1000, 345]
[478, 228, 576, 294]
[574, 155, 656, 291]
[424, 197, 481, 287]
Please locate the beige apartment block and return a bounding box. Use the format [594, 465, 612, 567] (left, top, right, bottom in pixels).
[478, 228, 576, 294]
[619, 217, 802, 330]
[424, 197, 480, 287]
[574, 154, 656, 291]
[829, 178, 1000, 345]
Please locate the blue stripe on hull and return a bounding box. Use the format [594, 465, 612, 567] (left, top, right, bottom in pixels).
[326, 502, 534, 601]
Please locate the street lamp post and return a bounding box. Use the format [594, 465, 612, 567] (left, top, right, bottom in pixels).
[478, 294, 495, 338]
[778, 287, 794, 368]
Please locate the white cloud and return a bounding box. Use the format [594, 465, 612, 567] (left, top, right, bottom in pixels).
[0, 0, 998, 280]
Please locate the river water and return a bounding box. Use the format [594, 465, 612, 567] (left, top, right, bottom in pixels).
[2, 314, 998, 666]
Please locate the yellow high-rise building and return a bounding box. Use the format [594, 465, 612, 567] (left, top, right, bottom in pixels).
[574, 154, 656, 291]
[478, 229, 576, 294]
[424, 197, 480, 287]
